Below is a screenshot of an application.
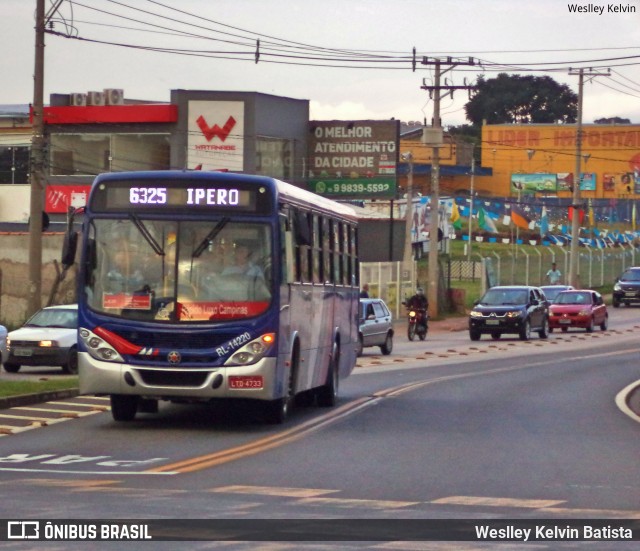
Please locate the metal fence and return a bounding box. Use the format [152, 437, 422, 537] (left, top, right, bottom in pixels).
[446, 244, 639, 290]
[359, 261, 417, 318]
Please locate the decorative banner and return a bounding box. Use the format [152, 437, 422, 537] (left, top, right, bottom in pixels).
[510, 173, 557, 194]
[187, 101, 245, 171]
[603, 172, 636, 194]
[580, 172, 597, 191]
[308, 120, 398, 198]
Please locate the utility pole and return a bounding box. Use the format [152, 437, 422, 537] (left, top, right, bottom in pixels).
[402, 152, 414, 264]
[28, 0, 46, 317]
[28, 0, 63, 317]
[467, 149, 475, 261]
[421, 56, 475, 318]
[567, 67, 609, 288]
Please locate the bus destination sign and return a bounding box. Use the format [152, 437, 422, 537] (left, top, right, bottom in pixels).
[90, 179, 270, 213]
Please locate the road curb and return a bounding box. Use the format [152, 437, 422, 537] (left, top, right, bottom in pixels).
[0, 388, 79, 410]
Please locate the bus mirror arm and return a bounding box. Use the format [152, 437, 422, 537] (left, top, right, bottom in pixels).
[61, 206, 83, 268]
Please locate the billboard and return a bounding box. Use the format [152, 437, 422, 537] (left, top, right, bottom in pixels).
[187, 101, 245, 171]
[308, 120, 398, 198]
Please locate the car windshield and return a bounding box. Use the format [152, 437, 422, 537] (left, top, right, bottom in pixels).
[620, 270, 640, 282]
[85, 218, 272, 323]
[541, 287, 566, 301]
[479, 289, 528, 306]
[25, 308, 77, 329]
[555, 292, 591, 305]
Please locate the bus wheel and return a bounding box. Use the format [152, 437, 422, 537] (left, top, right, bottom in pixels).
[110, 394, 139, 422]
[265, 364, 295, 424]
[317, 353, 338, 408]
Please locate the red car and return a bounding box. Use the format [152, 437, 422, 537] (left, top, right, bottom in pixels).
[548, 290, 608, 333]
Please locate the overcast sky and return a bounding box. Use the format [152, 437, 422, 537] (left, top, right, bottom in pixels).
[4, 0, 640, 126]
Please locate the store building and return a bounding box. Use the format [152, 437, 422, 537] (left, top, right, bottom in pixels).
[0, 89, 309, 223]
[479, 123, 640, 199]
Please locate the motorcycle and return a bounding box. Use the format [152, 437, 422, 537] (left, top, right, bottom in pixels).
[407, 308, 428, 341]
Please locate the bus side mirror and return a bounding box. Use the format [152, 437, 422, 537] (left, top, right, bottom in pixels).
[61, 231, 78, 268]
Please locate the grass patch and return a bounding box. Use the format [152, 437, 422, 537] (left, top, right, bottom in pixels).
[0, 377, 78, 398]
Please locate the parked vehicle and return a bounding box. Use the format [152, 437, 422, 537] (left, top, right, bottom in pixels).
[468, 285, 549, 341]
[4, 304, 78, 374]
[540, 285, 574, 303]
[406, 308, 428, 341]
[613, 267, 640, 307]
[549, 290, 608, 333]
[357, 298, 393, 356]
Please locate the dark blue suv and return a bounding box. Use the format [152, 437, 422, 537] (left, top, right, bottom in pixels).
[613, 266, 640, 307]
[469, 285, 549, 341]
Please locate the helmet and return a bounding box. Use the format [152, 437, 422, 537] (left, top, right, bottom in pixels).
[416, 287, 424, 295]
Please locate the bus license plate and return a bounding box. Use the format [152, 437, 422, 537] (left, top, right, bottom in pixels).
[229, 376, 263, 389]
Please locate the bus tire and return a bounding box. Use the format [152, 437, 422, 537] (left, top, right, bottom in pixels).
[265, 348, 297, 424]
[110, 394, 139, 422]
[317, 350, 339, 408]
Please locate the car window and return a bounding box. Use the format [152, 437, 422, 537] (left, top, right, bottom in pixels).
[366, 304, 375, 318]
[372, 302, 386, 318]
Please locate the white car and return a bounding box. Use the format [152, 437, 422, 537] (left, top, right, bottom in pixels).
[4, 304, 78, 374]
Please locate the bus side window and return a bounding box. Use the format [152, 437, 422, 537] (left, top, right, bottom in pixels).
[312, 214, 321, 284]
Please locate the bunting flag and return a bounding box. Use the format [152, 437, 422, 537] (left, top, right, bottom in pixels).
[511, 206, 531, 230]
[478, 207, 498, 233]
[539, 206, 549, 238]
[450, 201, 463, 230]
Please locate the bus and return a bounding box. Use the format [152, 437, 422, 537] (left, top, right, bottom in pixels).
[65, 170, 359, 424]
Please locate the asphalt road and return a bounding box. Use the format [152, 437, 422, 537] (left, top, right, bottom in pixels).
[0, 308, 639, 550]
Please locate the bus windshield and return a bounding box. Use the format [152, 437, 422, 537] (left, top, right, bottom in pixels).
[85, 217, 272, 322]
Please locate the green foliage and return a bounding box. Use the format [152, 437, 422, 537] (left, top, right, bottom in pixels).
[0, 378, 78, 398]
[465, 73, 578, 126]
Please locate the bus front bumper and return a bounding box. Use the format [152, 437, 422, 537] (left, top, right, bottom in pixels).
[78, 353, 283, 402]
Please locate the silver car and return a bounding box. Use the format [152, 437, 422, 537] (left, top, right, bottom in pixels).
[356, 298, 393, 356]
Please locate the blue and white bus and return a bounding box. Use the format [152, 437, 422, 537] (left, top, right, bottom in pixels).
[67, 170, 359, 423]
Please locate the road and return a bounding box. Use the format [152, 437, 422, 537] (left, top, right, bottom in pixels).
[0, 308, 639, 549]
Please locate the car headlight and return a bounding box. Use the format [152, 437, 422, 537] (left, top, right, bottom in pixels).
[506, 311, 522, 318]
[39, 340, 57, 347]
[225, 333, 275, 366]
[578, 309, 591, 316]
[614, 283, 621, 291]
[470, 310, 483, 318]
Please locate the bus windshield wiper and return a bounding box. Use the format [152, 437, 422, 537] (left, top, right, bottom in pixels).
[192, 217, 229, 258]
[129, 214, 164, 256]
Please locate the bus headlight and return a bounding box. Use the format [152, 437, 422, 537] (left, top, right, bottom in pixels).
[80, 327, 125, 363]
[225, 333, 275, 366]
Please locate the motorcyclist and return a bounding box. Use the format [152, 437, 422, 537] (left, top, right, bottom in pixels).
[407, 287, 428, 312]
[406, 287, 429, 330]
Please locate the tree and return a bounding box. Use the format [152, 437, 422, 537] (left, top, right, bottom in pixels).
[465, 73, 578, 127]
[594, 116, 631, 124]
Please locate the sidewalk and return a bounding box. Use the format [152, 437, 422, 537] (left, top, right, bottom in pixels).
[393, 314, 468, 335]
